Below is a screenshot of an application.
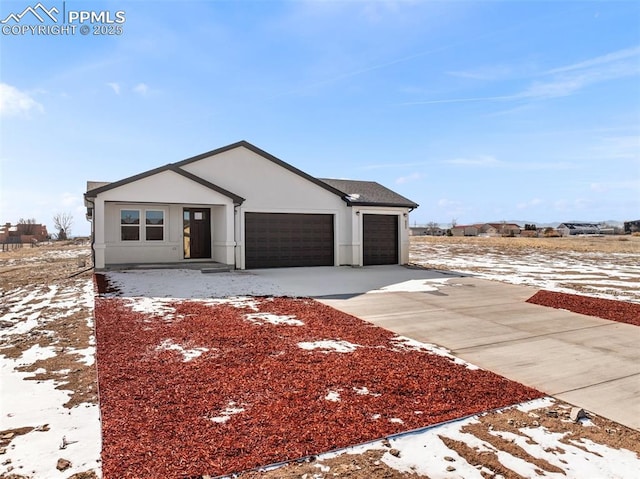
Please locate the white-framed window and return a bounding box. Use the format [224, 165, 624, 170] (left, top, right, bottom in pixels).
[145, 210, 164, 241]
[120, 209, 140, 241]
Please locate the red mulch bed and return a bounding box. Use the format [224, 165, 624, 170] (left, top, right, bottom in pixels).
[95, 296, 543, 478]
[527, 290, 640, 326]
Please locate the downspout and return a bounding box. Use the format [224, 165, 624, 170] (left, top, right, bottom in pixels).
[233, 204, 239, 270]
[85, 196, 96, 268]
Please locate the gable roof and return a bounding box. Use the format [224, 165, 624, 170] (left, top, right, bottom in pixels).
[85, 141, 344, 204]
[319, 178, 418, 208]
[84, 141, 418, 210]
[174, 141, 349, 199]
[84, 163, 246, 204]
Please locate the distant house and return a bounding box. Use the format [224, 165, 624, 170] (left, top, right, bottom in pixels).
[0, 222, 49, 243]
[451, 225, 479, 237]
[624, 220, 640, 234]
[410, 226, 444, 236]
[477, 223, 521, 237]
[557, 223, 601, 236]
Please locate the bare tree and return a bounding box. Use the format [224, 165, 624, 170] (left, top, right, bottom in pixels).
[426, 221, 440, 235]
[53, 212, 73, 240]
[450, 218, 457, 228]
[18, 218, 37, 235]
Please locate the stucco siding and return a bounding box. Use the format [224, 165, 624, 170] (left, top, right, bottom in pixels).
[180, 147, 344, 211]
[102, 202, 233, 266]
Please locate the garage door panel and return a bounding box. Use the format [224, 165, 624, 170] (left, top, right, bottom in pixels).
[363, 214, 398, 266]
[245, 213, 334, 268]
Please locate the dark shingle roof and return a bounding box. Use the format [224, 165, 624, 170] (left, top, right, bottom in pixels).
[319, 178, 418, 208]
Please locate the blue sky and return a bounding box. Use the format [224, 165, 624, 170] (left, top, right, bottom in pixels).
[1, 0, 639, 236]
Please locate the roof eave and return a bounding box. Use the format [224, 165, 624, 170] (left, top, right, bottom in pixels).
[348, 201, 419, 209]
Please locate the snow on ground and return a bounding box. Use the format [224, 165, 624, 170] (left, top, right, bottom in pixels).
[297, 339, 361, 353]
[0, 362, 101, 477]
[411, 241, 640, 303]
[244, 312, 304, 326]
[391, 335, 479, 370]
[264, 397, 640, 479]
[105, 269, 289, 298]
[0, 277, 101, 478]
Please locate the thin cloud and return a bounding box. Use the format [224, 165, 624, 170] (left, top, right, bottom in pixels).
[517, 198, 543, 210]
[359, 161, 430, 170]
[591, 180, 639, 193]
[399, 95, 513, 106]
[0, 83, 43, 117]
[447, 64, 515, 81]
[395, 172, 423, 184]
[403, 45, 640, 106]
[133, 83, 149, 95]
[445, 155, 502, 167]
[545, 45, 640, 75]
[107, 82, 121, 95]
[444, 156, 576, 171]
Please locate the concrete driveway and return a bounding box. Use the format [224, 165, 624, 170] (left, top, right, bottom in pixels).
[253, 266, 640, 430]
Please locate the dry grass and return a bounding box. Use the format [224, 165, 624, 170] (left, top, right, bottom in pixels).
[411, 235, 640, 254]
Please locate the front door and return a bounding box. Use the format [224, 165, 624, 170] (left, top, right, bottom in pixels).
[183, 208, 211, 259]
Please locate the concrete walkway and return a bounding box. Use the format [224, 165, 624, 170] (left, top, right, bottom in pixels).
[253, 266, 640, 430]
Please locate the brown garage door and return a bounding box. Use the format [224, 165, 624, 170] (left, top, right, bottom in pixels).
[363, 214, 398, 265]
[245, 213, 334, 269]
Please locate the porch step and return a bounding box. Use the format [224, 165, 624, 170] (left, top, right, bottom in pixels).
[201, 265, 232, 274]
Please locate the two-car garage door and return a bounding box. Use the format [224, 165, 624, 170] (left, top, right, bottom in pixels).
[244, 212, 399, 268]
[245, 213, 334, 269]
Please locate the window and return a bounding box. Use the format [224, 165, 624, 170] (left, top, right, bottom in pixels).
[121, 210, 140, 241]
[145, 210, 164, 241]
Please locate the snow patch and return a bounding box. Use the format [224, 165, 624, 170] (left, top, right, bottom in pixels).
[210, 401, 246, 423]
[390, 335, 479, 370]
[325, 390, 341, 402]
[156, 339, 208, 362]
[297, 339, 360, 353]
[244, 312, 304, 326]
[0, 361, 101, 478]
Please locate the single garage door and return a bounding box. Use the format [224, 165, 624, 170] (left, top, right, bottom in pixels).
[363, 214, 398, 265]
[245, 213, 334, 269]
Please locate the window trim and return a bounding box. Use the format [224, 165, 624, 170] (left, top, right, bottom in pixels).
[120, 209, 141, 242]
[145, 209, 165, 242]
[119, 207, 167, 242]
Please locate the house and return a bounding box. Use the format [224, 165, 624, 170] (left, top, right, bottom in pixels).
[477, 223, 521, 237]
[409, 226, 444, 236]
[84, 141, 418, 270]
[0, 222, 49, 243]
[451, 225, 479, 237]
[624, 220, 640, 234]
[557, 223, 601, 236]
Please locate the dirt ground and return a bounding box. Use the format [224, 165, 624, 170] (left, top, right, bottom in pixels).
[411, 234, 640, 254]
[0, 241, 97, 408]
[410, 235, 640, 303]
[1, 239, 639, 479]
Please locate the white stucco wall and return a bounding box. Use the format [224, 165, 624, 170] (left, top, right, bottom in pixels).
[181, 147, 351, 269]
